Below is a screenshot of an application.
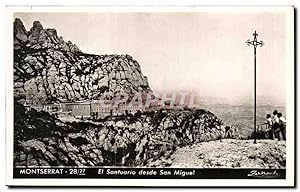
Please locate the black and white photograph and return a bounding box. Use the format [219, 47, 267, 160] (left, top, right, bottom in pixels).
[5, 6, 295, 187]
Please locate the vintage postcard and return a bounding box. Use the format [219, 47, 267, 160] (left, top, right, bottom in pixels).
[6, 6, 295, 187]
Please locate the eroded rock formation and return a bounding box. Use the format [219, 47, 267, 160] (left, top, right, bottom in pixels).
[14, 18, 150, 103]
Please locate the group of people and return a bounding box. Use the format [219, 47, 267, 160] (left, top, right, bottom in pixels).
[266, 110, 286, 141]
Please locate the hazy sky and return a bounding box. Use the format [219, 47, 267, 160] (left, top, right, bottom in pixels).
[14, 9, 291, 105]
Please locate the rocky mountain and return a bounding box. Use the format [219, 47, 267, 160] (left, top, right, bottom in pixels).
[13, 18, 242, 167]
[14, 101, 237, 167]
[14, 18, 150, 103]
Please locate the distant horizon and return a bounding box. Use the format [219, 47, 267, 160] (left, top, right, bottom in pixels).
[152, 89, 286, 107]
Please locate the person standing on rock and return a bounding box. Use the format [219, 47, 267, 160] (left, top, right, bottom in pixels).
[272, 110, 281, 141]
[278, 113, 286, 141]
[224, 126, 231, 138]
[266, 114, 274, 139]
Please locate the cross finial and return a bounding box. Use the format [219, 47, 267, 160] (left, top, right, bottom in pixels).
[246, 31, 264, 48]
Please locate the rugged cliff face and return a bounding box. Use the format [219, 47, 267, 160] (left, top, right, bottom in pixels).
[14, 101, 233, 167]
[14, 18, 150, 103]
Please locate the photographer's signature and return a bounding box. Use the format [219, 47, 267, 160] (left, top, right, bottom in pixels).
[247, 170, 280, 178]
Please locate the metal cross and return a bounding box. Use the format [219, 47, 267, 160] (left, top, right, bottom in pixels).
[246, 31, 264, 144]
[246, 31, 264, 48]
